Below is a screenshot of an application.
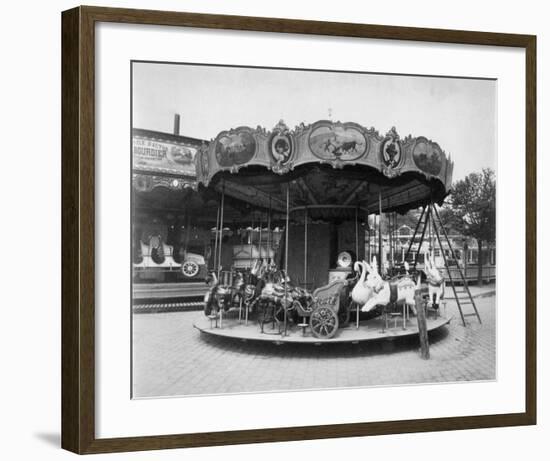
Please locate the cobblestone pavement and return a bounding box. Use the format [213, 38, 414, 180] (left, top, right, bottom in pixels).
[132, 294, 495, 398]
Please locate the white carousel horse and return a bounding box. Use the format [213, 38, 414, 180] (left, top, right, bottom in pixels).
[423, 252, 445, 309]
[361, 257, 419, 314]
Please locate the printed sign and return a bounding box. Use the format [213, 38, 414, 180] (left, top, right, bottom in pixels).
[133, 137, 197, 175]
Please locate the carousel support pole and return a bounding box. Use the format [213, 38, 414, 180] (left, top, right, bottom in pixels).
[355, 206, 359, 262]
[355, 206, 360, 330]
[394, 213, 397, 266]
[393, 213, 397, 268]
[217, 181, 225, 281]
[213, 205, 220, 272]
[249, 212, 255, 270]
[428, 200, 433, 255]
[238, 296, 243, 323]
[388, 212, 392, 270]
[393, 213, 398, 268]
[283, 184, 290, 337]
[366, 209, 371, 263]
[259, 211, 263, 261]
[218, 185, 225, 327]
[378, 191, 383, 275]
[298, 206, 310, 335]
[304, 207, 308, 288]
[368, 213, 376, 264]
[371, 211, 375, 265]
[389, 212, 394, 271]
[267, 197, 272, 266]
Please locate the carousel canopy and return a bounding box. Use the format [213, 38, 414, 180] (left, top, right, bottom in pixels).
[196, 120, 454, 218]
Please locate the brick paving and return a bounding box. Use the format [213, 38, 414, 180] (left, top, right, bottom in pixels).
[132, 293, 496, 398]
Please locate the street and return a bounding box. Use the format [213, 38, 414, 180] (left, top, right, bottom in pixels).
[132, 292, 496, 398]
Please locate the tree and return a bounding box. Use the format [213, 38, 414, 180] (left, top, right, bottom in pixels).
[448, 168, 496, 286]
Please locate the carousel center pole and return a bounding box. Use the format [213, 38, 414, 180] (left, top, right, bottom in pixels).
[283, 183, 290, 337]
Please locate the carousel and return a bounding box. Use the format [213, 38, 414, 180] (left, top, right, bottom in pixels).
[193, 120, 457, 344]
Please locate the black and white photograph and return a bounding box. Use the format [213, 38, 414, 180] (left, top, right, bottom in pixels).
[131, 62, 496, 399]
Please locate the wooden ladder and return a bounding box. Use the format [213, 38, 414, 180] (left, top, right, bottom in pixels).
[431, 205, 482, 326]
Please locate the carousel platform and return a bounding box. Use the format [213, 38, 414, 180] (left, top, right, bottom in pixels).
[193, 312, 452, 345]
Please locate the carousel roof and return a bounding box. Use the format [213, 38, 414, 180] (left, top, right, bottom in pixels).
[196, 120, 454, 217]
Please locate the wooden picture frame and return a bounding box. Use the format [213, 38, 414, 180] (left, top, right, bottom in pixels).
[62, 5, 536, 454]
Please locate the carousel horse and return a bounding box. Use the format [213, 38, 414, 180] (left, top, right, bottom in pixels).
[361, 257, 420, 315]
[422, 252, 445, 310]
[247, 268, 291, 329]
[203, 270, 246, 315]
[240, 260, 265, 314]
[256, 269, 294, 311]
[251, 268, 314, 327]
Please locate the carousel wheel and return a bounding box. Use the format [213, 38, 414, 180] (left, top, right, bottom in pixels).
[181, 260, 200, 278]
[310, 306, 339, 339]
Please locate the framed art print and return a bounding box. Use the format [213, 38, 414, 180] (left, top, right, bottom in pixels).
[61, 5, 536, 454]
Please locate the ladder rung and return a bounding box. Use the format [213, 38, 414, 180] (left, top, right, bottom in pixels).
[459, 301, 474, 305]
[464, 313, 480, 317]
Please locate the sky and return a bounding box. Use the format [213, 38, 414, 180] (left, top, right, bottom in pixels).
[132, 62, 496, 180]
